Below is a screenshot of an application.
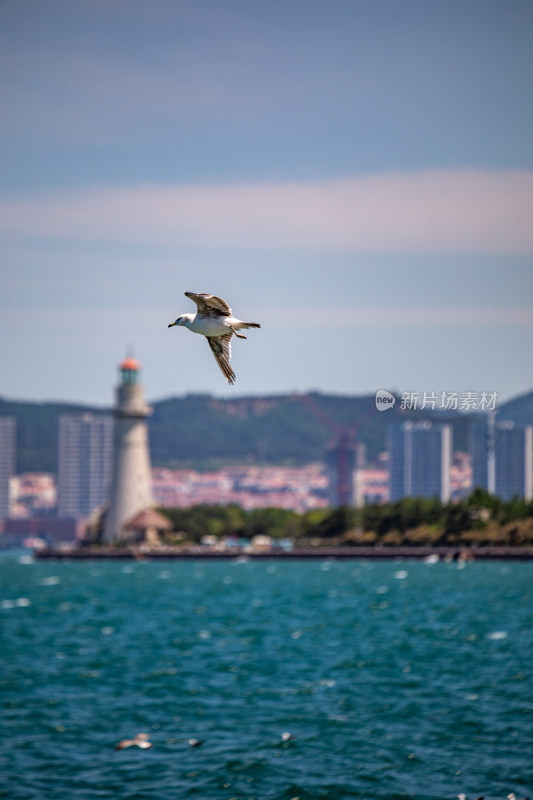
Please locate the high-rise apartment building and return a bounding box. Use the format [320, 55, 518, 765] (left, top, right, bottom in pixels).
[57, 413, 113, 518]
[388, 421, 452, 502]
[0, 417, 16, 519]
[469, 420, 532, 500]
[494, 422, 533, 501]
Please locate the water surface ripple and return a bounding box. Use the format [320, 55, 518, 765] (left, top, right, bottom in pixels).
[1, 555, 532, 799]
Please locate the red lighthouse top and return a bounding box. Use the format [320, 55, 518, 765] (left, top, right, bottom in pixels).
[119, 356, 141, 386]
[120, 356, 140, 372]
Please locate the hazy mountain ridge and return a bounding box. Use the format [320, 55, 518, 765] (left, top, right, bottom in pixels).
[1, 390, 532, 474]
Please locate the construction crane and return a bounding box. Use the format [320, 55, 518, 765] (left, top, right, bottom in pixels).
[292, 393, 361, 507]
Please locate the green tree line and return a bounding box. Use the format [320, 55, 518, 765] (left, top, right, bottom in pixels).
[159, 490, 533, 547]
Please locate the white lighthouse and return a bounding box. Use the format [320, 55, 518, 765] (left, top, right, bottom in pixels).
[102, 357, 153, 543]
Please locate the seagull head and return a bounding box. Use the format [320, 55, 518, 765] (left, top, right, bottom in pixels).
[168, 315, 190, 328]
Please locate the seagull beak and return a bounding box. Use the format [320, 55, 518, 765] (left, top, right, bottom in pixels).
[168, 322, 175, 328]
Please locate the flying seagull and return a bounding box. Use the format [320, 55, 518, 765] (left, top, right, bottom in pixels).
[114, 732, 152, 750]
[281, 732, 296, 742]
[168, 292, 261, 385]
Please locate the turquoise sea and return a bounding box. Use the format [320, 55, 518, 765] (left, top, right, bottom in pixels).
[1, 553, 532, 800]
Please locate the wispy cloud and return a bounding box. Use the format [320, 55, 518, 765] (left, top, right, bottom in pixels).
[2, 169, 533, 255]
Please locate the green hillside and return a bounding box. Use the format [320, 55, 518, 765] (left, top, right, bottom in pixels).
[1, 390, 532, 474]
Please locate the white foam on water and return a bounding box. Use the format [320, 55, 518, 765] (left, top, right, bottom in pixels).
[394, 570, 408, 580]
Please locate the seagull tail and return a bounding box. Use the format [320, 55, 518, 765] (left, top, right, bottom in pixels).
[239, 322, 261, 329]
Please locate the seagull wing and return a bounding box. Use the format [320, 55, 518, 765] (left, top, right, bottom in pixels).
[185, 291, 232, 317]
[207, 333, 236, 384]
[115, 738, 133, 750]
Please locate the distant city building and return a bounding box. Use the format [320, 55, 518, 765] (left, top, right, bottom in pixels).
[494, 422, 533, 501]
[449, 451, 472, 502]
[469, 420, 533, 500]
[361, 467, 389, 505]
[101, 357, 154, 543]
[324, 432, 366, 507]
[0, 417, 16, 519]
[57, 413, 113, 518]
[10, 473, 57, 518]
[470, 422, 490, 492]
[151, 463, 328, 512]
[388, 421, 452, 502]
[1, 517, 84, 547]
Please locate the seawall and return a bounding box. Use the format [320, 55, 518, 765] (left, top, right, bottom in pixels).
[35, 545, 533, 560]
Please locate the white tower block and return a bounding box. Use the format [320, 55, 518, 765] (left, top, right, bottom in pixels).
[102, 357, 153, 543]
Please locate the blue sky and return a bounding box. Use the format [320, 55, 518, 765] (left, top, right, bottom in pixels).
[1, 0, 532, 406]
